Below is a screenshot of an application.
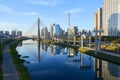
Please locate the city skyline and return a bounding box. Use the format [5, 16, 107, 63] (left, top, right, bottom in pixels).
[0, 1, 120, 80]
[0, 0, 103, 34]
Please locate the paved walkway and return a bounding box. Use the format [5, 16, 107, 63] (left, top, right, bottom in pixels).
[100, 50, 120, 57]
[86, 47, 120, 57]
[2, 45, 19, 80]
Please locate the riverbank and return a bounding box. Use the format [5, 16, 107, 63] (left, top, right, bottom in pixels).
[9, 41, 32, 80]
[50, 42, 120, 65]
[78, 48, 120, 65]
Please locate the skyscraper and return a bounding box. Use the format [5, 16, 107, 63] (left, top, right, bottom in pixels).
[102, 0, 120, 36]
[94, 8, 102, 31]
[54, 24, 60, 38]
[50, 23, 55, 38]
[68, 26, 78, 37]
[94, 8, 102, 36]
[17, 31, 22, 37]
[5, 31, 10, 36]
[0, 31, 3, 35]
[41, 27, 48, 39]
[11, 30, 16, 37]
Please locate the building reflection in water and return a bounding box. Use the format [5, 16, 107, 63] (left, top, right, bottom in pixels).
[67, 48, 91, 70]
[41, 43, 49, 52]
[41, 43, 44, 51]
[44, 44, 48, 51]
[54, 45, 60, 55]
[94, 52, 120, 80]
[94, 58, 103, 80]
[39, 43, 120, 80]
[102, 61, 120, 80]
[79, 54, 91, 70]
[50, 44, 54, 56]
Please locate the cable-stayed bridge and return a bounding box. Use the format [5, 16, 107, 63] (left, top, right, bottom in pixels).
[25, 18, 46, 40]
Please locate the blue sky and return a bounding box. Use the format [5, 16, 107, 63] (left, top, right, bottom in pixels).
[0, 0, 103, 35]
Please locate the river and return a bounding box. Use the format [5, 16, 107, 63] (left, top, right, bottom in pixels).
[16, 40, 120, 80]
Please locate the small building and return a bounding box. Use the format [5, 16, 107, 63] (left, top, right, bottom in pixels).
[5, 31, 10, 36]
[17, 31, 22, 37]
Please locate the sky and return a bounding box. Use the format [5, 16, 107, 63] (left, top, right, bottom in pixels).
[0, 0, 103, 35]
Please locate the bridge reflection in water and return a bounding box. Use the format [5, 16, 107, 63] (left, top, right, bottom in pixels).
[17, 40, 120, 80]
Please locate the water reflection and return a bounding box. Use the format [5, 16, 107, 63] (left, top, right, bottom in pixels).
[50, 45, 54, 56]
[103, 61, 120, 80]
[17, 40, 120, 80]
[54, 45, 61, 55]
[41, 43, 48, 52]
[37, 41, 40, 62]
[94, 58, 103, 80]
[94, 52, 120, 80]
[67, 48, 92, 70]
[79, 54, 91, 70]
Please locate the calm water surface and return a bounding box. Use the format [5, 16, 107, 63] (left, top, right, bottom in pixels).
[16, 40, 120, 80]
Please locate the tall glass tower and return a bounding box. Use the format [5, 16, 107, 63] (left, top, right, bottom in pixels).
[102, 0, 120, 36]
[54, 24, 60, 38]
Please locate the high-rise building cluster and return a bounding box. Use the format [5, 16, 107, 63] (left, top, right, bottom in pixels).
[94, 0, 120, 37]
[68, 26, 78, 38]
[53, 24, 66, 38]
[45, 23, 92, 39]
[41, 27, 49, 39]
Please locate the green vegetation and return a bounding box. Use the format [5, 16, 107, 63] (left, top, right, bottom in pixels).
[101, 45, 118, 51]
[78, 47, 120, 65]
[112, 39, 120, 44]
[101, 44, 119, 53]
[104, 45, 117, 51]
[9, 41, 31, 80]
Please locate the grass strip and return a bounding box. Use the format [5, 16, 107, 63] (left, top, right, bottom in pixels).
[52, 42, 120, 65]
[78, 48, 120, 65]
[9, 41, 32, 80]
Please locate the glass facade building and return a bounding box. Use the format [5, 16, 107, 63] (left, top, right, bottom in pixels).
[102, 0, 120, 36]
[54, 24, 60, 38]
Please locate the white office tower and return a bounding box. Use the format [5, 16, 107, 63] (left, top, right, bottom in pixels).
[102, 0, 120, 36]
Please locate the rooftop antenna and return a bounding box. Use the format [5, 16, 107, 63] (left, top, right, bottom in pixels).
[68, 12, 70, 28]
[38, 18, 40, 40]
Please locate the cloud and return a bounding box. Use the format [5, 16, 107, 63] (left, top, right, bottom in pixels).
[62, 8, 81, 14]
[0, 5, 38, 16]
[24, 0, 61, 6]
[0, 22, 23, 31]
[21, 12, 38, 16]
[0, 5, 13, 14]
[0, 22, 28, 35]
